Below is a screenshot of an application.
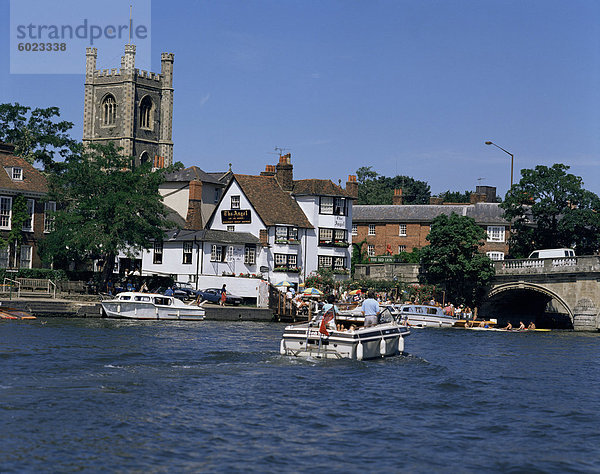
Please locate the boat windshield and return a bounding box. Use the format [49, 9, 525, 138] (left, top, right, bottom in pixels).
[153, 297, 172, 306]
[378, 307, 394, 324]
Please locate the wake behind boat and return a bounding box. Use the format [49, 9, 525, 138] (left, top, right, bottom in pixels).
[280, 307, 410, 360]
[101, 292, 206, 320]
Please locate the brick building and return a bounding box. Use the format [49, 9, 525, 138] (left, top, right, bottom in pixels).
[0, 142, 51, 269]
[353, 187, 509, 261]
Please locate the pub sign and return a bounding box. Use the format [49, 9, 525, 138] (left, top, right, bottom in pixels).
[222, 209, 251, 224]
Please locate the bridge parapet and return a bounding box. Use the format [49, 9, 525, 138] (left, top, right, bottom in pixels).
[494, 255, 600, 276]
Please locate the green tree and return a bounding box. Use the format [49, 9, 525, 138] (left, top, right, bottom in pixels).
[501, 164, 600, 257]
[419, 213, 495, 307]
[356, 166, 431, 205]
[0, 103, 77, 169]
[40, 142, 175, 285]
[437, 190, 472, 203]
[351, 238, 369, 276]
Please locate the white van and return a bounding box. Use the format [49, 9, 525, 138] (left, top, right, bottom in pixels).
[528, 248, 575, 259]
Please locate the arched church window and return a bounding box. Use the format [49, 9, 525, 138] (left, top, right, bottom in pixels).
[140, 151, 150, 165]
[139, 96, 153, 129]
[102, 95, 117, 126]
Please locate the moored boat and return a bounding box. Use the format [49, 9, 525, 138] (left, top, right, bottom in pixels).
[390, 304, 455, 328]
[101, 292, 206, 320]
[280, 307, 410, 360]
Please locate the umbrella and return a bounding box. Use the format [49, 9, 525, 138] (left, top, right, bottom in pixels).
[302, 287, 323, 297]
[275, 280, 292, 287]
[348, 289, 362, 295]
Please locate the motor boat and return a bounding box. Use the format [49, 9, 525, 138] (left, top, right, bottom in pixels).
[280, 307, 410, 360]
[101, 292, 206, 320]
[389, 304, 455, 328]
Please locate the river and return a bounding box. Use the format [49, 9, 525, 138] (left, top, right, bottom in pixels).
[1, 319, 599, 473]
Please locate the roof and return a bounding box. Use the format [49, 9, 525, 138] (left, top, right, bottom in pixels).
[234, 174, 313, 228]
[163, 166, 224, 186]
[292, 179, 353, 198]
[0, 144, 48, 194]
[163, 228, 260, 244]
[353, 202, 508, 225]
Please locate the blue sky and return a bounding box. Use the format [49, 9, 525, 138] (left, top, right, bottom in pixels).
[1, 0, 600, 198]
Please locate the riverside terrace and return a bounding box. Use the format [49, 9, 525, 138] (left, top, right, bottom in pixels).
[482, 255, 600, 331]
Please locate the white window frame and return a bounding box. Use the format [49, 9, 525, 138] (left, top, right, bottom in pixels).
[319, 196, 334, 215]
[22, 199, 34, 232]
[351, 224, 357, 236]
[487, 225, 505, 242]
[486, 251, 505, 261]
[0, 197, 12, 230]
[367, 244, 375, 256]
[334, 256, 346, 269]
[368, 224, 376, 236]
[44, 201, 56, 233]
[231, 195, 240, 209]
[12, 167, 23, 181]
[20, 245, 32, 269]
[227, 225, 235, 232]
[153, 241, 163, 264]
[274, 253, 287, 266]
[244, 245, 256, 265]
[182, 241, 193, 264]
[399, 223, 407, 236]
[318, 255, 333, 269]
[398, 245, 406, 253]
[211, 244, 225, 262]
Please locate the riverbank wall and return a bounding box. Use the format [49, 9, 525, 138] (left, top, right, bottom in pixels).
[0, 298, 275, 321]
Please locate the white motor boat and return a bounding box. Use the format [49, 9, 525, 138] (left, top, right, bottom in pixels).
[101, 292, 206, 320]
[390, 304, 455, 328]
[280, 307, 410, 360]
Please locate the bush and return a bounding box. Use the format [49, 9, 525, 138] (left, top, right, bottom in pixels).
[0, 268, 68, 281]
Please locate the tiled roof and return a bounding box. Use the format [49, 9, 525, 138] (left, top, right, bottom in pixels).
[235, 174, 313, 228]
[0, 146, 48, 194]
[353, 203, 508, 225]
[163, 228, 260, 244]
[164, 166, 224, 185]
[293, 179, 353, 198]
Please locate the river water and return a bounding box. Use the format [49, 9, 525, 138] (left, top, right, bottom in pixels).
[1, 318, 599, 473]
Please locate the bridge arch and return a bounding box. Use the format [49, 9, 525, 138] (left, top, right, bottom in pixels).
[483, 281, 573, 328]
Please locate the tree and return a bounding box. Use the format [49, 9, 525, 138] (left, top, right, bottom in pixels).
[501, 164, 600, 257]
[351, 238, 369, 276]
[40, 142, 176, 285]
[437, 190, 472, 203]
[355, 166, 431, 205]
[419, 213, 495, 307]
[0, 103, 77, 170]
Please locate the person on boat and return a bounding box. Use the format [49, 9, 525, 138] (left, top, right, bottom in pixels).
[502, 322, 513, 330]
[140, 281, 149, 293]
[320, 294, 339, 334]
[528, 321, 536, 330]
[164, 286, 174, 296]
[361, 291, 380, 327]
[518, 321, 526, 330]
[220, 284, 227, 306]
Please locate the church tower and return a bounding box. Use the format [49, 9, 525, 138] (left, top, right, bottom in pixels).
[82, 45, 174, 168]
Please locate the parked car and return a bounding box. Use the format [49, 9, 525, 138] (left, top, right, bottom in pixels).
[153, 282, 197, 301]
[196, 288, 243, 305]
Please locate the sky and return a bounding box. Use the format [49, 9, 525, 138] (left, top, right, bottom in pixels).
[1, 0, 600, 199]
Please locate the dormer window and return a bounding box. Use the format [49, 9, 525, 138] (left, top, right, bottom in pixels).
[12, 167, 23, 181]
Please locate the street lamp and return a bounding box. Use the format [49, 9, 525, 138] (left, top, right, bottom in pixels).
[485, 141, 514, 188]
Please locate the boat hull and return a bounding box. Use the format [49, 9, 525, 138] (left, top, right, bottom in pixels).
[101, 292, 205, 320]
[280, 323, 410, 360]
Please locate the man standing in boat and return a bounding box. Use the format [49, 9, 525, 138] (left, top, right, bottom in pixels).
[361, 291, 380, 327]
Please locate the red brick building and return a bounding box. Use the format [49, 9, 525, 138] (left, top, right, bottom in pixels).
[0, 142, 51, 269]
[353, 189, 509, 260]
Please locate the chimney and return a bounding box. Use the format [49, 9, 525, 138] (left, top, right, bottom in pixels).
[475, 185, 497, 203]
[392, 188, 403, 205]
[346, 175, 358, 199]
[276, 153, 293, 191]
[185, 180, 203, 229]
[470, 192, 486, 204]
[260, 164, 276, 176]
[429, 196, 443, 205]
[259, 229, 269, 247]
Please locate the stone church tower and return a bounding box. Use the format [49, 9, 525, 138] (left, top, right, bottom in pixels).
[82, 44, 174, 168]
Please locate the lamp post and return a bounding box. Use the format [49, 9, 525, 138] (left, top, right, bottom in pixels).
[485, 141, 514, 188]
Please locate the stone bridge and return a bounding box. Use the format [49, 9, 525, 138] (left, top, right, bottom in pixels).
[482, 256, 600, 331]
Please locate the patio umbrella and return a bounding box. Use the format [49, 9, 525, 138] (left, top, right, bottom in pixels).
[348, 289, 362, 295]
[302, 287, 323, 297]
[275, 280, 292, 287]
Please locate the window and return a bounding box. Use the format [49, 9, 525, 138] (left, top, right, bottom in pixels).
[139, 96, 153, 129]
[398, 245, 406, 253]
[487, 251, 505, 261]
[244, 245, 256, 265]
[333, 197, 347, 216]
[0, 247, 8, 268]
[153, 241, 163, 264]
[276, 226, 288, 241]
[399, 223, 407, 236]
[368, 224, 376, 236]
[214, 188, 221, 203]
[12, 168, 23, 181]
[140, 151, 150, 165]
[275, 226, 299, 242]
[20, 245, 32, 269]
[183, 242, 193, 264]
[334, 229, 346, 243]
[211, 245, 226, 262]
[288, 227, 298, 241]
[487, 226, 505, 242]
[288, 254, 297, 267]
[0, 197, 12, 229]
[318, 255, 333, 269]
[367, 245, 375, 256]
[44, 201, 56, 233]
[334, 256, 346, 269]
[274, 253, 297, 269]
[319, 196, 333, 214]
[319, 228, 333, 244]
[102, 94, 117, 126]
[351, 224, 357, 236]
[22, 199, 34, 232]
[231, 195, 240, 209]
[227, 225, 235, 232]
[226, 246, 234, 262]
[275, 253, 287, 266]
